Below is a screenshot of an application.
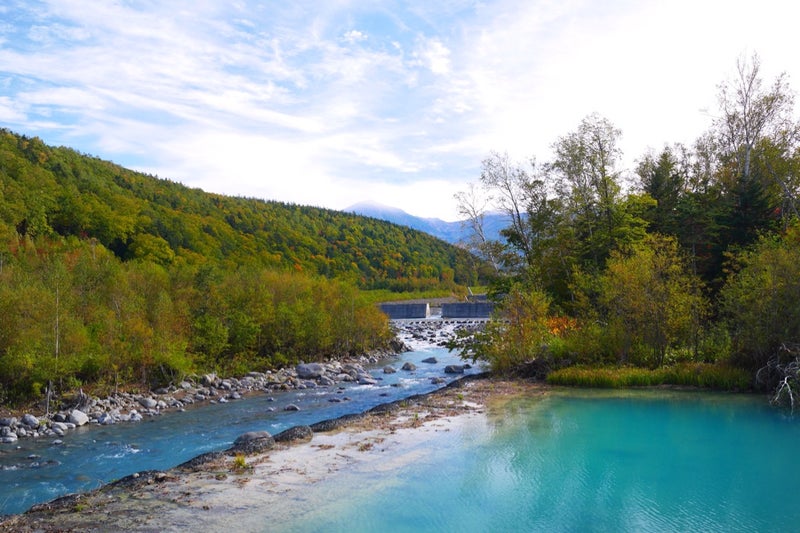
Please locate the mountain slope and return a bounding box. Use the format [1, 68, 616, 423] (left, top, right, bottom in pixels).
[0, 130, 484, 290]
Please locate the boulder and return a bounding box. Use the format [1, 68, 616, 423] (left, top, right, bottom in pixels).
[233, 431, 272, 445]
[444, 365, 465, 374]
[284, 404, 301, 411]
[358, 375, 378, 385]
[21, 414, 40, 428]
[51, 421, 69, 432]
[383, 366, 397, 374]
[201, 373, 218, 386]
[296, 363, 325, 379]
[229, 431, 275, 455]
[69, 409, 89, 426]
[401, 362, 417, 371]
[421, 357, 438, 364]
[138, 397, 157, 409]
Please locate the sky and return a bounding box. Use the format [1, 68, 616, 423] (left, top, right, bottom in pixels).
[1, 1, 798, 222]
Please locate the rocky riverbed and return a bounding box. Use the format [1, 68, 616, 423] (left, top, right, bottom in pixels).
[0, 319, 486, 446]
[0, 375, 542, 532]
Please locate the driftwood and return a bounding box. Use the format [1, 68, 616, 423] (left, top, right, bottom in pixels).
[756, 343, 800, 413]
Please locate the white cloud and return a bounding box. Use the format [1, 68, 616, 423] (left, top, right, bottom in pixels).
[2, 0, 800, 223]
[413, 37, 452, 75]
[342, 29, 367, 44]
[0, 96, 27, 122]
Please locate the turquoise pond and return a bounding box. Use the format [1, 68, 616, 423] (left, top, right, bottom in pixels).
[278, 389, 800, 533]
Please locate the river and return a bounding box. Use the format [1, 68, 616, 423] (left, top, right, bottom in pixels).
[0, 335, 470, 516]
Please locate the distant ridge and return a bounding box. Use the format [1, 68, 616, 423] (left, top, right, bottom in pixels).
[346, 201, 508, 244]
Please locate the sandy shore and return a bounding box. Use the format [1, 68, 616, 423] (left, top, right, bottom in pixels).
[1, 377, 546, 532]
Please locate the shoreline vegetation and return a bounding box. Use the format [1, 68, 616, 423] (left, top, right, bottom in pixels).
[546, 363, 752, 390]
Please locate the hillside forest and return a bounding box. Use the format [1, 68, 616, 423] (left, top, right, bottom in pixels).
[0, 127, 487, 404]
[456, 55, 800, 403]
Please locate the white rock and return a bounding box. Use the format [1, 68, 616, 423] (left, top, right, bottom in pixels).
[69, 409, 89, 426]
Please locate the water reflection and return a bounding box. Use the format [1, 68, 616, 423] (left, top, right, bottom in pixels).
[290, 389, 800, 533]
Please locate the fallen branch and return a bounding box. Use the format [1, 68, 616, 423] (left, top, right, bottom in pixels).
[757, 343, 800, 413]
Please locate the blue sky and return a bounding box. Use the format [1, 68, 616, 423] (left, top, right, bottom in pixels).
[1, 0, 798, 221]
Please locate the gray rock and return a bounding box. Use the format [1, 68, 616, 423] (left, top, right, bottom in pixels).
[69, 409, 89, 426]
[431, 377, 446, 384]
[318, 376, 335, 386]
[421, 357, 438, 364]
[98, 412, 116, 425]
[233, 431, 272, 445]
[51, 421, 69, 432]
[444, 365, 465, 374]
[138, 397, 157, 409]
[229, 431, 275, 454]
[401, 362, 417, 371]
[0, 417, 17, 427]
[358, 375, 378, 385]
[296, 363, 325, 379]
[201, 373, 218, 386]
[383, 366, 397, 374]
[22, 414, 39, 428]
[284, 404, 301, 411]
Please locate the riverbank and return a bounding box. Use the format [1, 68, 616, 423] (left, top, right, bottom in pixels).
[0, 319, 484, 446]
[1, 376, 545, 532]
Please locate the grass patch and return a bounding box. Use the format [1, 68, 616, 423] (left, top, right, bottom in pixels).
[231, 453, 250, 473]
[546, 363, 752, 391]
[361, 288, 461, 305]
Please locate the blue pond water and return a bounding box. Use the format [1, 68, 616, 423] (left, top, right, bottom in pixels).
[3, 349, 800, 532]
[0, 344, 470, 516]
[287, 389, 800, 533]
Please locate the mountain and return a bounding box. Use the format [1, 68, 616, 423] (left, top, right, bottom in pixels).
[346, 201, 509, 244]
[0, 130, 485, 291]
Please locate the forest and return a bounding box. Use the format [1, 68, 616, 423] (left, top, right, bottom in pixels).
[0, 128, 487, 404]
[456, 55, 800, 406]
